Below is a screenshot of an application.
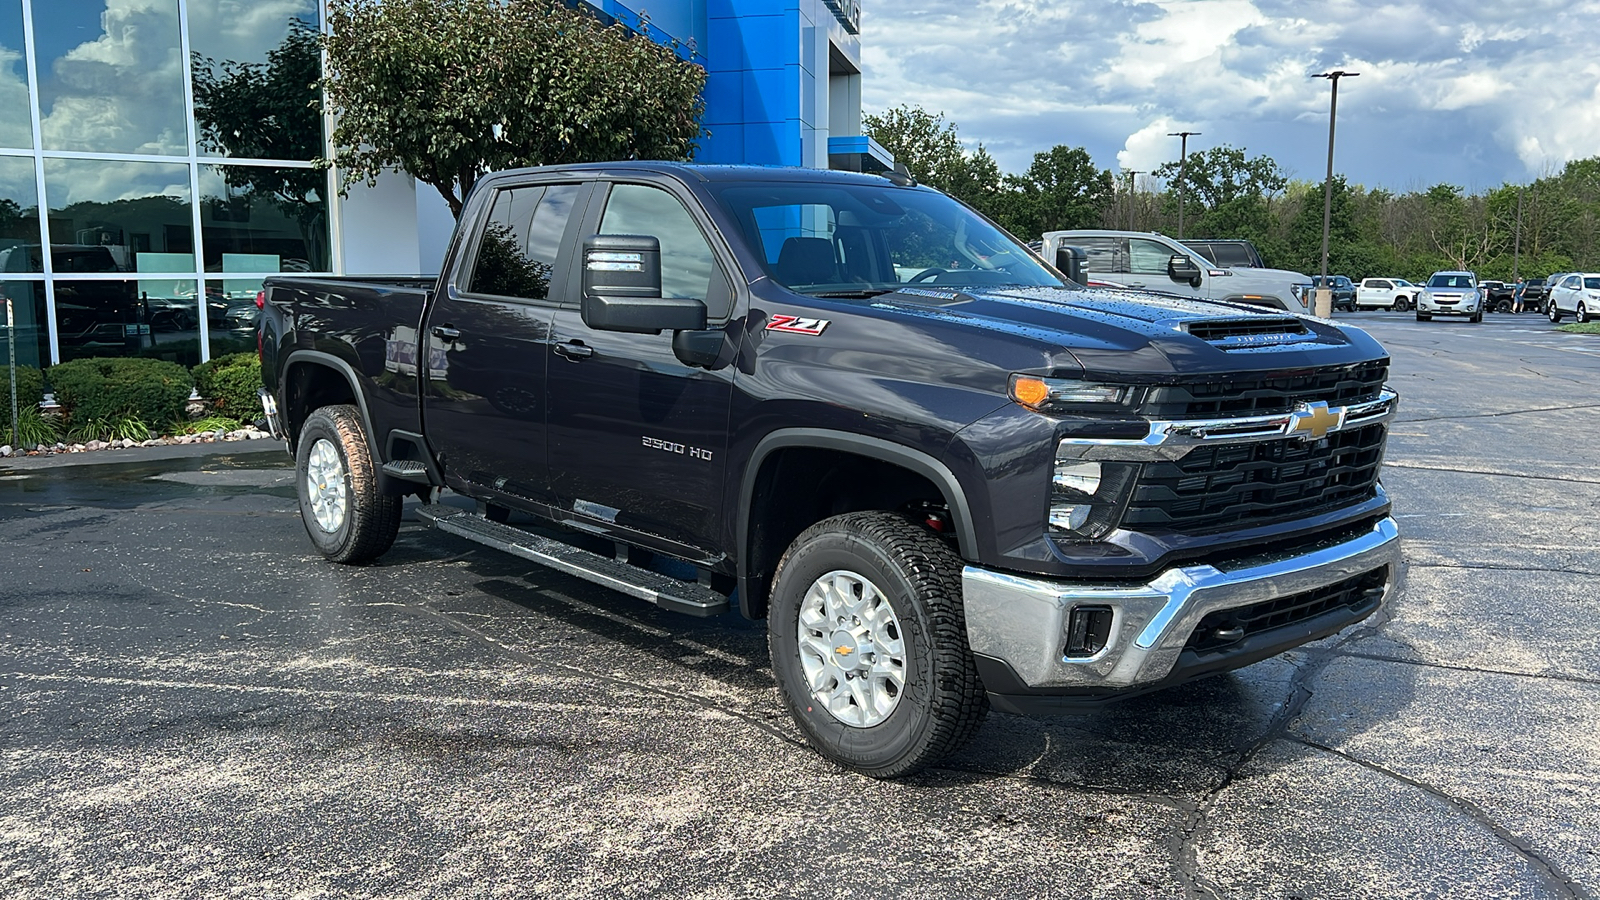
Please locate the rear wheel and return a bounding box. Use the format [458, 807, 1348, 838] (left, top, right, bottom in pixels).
[767, 511, 987, 778]
[296, 404, 402, 563]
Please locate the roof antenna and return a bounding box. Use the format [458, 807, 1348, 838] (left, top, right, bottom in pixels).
[881, 162, 916, 187]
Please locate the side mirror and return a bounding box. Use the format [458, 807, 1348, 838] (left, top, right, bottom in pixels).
[581, 235, 706, 334]
[1168, 254, 1203, 287]
[1054, 245, 1087, 284]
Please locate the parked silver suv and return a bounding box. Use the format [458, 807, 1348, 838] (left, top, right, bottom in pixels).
[1416, 271, 1481, 323]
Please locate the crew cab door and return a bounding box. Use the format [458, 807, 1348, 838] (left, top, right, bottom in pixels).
[423, 179, 592, 505]
[545, 179, 737, 559]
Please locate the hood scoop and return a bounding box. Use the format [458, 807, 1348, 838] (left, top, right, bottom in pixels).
[1184, 317, 1310, 347]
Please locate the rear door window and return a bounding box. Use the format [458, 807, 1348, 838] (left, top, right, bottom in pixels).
[467, 183, 583, 301]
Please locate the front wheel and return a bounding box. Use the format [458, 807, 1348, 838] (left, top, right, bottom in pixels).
[1579, 303, 1591, 324]
[1416, 311, 1432, 322]
[767, 511, 987, 778]
[1391, 297, 1407, 312]
[296, 404, 402, 563]
[1549, 303, 1563, 324]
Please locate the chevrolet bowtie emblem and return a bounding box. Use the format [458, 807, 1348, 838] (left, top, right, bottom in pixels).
[1286, 401, 1345, 441]
[835, 645, 853, 656]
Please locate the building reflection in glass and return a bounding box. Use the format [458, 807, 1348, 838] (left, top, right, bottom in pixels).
[0, 155, 42, 272]
[189, 1, 321, 161]
[200, 164, 329, 275]
[0, 0, 31, 148]
[34, 0, 187, 156]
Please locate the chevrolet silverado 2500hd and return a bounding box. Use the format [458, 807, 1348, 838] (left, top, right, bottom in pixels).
[259, 162, 1401, 777]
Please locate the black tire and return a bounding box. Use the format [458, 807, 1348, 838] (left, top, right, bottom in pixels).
[1579, 303, 1590, 324]
[296, 404, 401, 564]
[767, 511, 987, 778]
[1470, 312, 1483, 323]
[1549, 303, 1563, 324]
[1416, 311, 1432, 322]
[1391, 297, 1406, 312]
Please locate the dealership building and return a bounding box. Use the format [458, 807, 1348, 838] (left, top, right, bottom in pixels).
[0, 0, 889, 371]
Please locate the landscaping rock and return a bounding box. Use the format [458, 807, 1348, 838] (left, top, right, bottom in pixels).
[0, 445, 11, 458]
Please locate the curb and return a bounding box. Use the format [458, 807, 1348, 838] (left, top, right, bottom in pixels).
[0, 438, 288, 471]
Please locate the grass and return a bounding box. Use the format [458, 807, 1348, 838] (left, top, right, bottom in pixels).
[1556, 322, 1600, 334]
[166, 415, 243, 436]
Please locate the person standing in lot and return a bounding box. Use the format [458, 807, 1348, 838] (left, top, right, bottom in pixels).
[1512, 277, 1526, 314]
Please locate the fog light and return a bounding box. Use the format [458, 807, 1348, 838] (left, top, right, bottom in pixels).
[1049, 503, 1092, 531]
[1064, 605, 1114, 658]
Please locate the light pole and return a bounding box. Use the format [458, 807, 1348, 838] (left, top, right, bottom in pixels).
[1167, 132, 1200, 238]
[1312, 70, 1357, 317]
[1123, 170, 1141, 230]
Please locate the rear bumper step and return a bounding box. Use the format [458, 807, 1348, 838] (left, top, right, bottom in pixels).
[416, 505, 729, 617]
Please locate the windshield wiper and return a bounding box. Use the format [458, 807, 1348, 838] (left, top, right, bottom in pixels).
[808, 289, 898, 298]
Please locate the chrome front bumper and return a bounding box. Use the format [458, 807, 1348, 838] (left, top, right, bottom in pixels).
[962, 517, 1401, 692]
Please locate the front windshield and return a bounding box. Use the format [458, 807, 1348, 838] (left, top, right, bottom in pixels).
[710, 181, 1062, 295]
[1427, 273, 1476, 289]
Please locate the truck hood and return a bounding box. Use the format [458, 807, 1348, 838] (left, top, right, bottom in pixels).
[861, 283, 1386, 379]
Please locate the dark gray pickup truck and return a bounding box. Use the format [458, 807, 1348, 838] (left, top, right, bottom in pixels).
[259, 162, 1402, 777]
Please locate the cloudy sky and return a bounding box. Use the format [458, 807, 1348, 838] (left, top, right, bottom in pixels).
[860, 0, 1600, 194]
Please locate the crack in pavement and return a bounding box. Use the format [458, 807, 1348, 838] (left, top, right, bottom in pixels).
[1292, 736, 1594, 900]
[1402, 561, 1600, 578]
[1328, 650, 1600, 688]
[1381, 461, 1600, 485]
[1397, 401, 1600, 424]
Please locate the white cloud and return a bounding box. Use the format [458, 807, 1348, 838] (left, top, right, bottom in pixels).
[863, 0, 1600, 190]
[38, 0, 188, 155]
[0, 46, 31, 148]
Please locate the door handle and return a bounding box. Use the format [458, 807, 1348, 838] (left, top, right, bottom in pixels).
[431, 325, 461, 341]
[554, 341, 593, 360]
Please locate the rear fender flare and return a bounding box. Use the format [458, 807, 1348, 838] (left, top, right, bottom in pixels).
[280, 349, 382, 465]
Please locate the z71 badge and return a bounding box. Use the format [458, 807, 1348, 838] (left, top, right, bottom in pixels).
[766, 314, 830, 336]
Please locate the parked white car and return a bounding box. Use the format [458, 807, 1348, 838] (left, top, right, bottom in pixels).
[1356, 277, 1421, 311]
[1546, 272, 1600, 324]
[1416, 271, 1481, 322]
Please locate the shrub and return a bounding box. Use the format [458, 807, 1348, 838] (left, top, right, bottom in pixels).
[48, 357, 193, 427]
[8, 407, 59, 447]
[165, 414, 242, 436]
[2, 364, 45, 433]
[191, 352, 262, 418]
[66, 414, 151, 444]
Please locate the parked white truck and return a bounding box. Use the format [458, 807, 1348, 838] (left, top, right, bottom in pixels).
[1355, 277, 1421, 311]
[1040, 230, 1313, 312]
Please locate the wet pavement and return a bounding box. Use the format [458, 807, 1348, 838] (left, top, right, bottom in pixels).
[2, 313, 1598, 899]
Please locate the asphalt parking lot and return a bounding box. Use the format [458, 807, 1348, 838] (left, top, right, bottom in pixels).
[2, 311, 1598, 900]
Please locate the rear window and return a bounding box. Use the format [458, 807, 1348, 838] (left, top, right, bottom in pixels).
[1585, 277, 1600, 290]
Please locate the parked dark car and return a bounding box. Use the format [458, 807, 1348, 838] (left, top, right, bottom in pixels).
[1182, 239, 1266, 269]
[1482, 281, 1515, 312]
[1312, 275, 1357, 311]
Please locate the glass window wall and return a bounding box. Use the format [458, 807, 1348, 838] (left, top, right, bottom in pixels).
[0, 155, 41, 271]
[1, 280, 48, 370]
[205, 277, 259, 360]
[188, 0, 321, 160]
[0, 0, 31, 149]
[43, 158, 193, 274]
[199, 164, 328, 273]
[34, 0, 188, 156]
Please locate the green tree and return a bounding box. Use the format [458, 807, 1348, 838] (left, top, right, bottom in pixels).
[862, 105, 1008, 219]
[192, 19, 328, 265]
[323, 0, 706, 218]
[1001, 145, 1115, 238]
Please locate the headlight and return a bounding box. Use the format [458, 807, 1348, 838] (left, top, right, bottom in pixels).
[1011, 375, 1141, 413]
[1048, 458, 1139, 541]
